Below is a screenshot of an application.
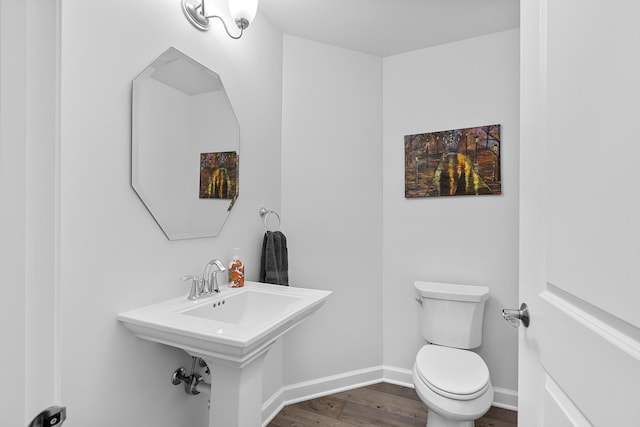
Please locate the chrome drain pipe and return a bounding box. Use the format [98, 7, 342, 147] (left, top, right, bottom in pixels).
[171, 357, 211, 395]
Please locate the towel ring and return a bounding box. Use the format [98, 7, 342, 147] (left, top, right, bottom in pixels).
[259, 207, 281, 232]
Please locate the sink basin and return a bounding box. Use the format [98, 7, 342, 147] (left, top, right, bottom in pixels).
[181, 288, 304, 325]
[118, 281, 331, 362]
[117, 281, 331, 427]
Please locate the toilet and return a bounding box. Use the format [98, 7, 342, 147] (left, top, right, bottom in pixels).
[412, 281, 493, 427]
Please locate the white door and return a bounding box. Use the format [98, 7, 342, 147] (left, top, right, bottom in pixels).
[519, 0, 640, 425]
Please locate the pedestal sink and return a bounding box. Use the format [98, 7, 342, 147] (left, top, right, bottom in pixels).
[117, 281, 331, 427]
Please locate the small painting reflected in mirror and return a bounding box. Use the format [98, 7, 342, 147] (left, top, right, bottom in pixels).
[199, 151, 238, 200]
[405, 125, 501, 198]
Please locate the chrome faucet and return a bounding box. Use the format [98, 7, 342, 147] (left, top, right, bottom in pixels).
[202, 259, 226, 294]
[181, 259, 227, 300]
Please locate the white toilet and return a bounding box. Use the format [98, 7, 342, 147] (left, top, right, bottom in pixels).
[412, 281, 493, 427]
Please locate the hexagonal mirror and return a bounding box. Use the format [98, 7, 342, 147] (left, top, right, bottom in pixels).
[132, 47, 239, 240]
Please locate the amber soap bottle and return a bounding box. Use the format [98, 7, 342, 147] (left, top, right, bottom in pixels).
[228, 248, 245, 288]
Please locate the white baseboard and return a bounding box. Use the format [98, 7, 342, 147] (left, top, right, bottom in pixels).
[262, 366, 383, 426]
[262, 365, 518, 425]
[492, 386, 518, 411]
[382, 365, 414, 387]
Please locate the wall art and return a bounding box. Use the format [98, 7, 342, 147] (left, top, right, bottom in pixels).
[199, 151, 238, 200]
[404, 125, 501, 198]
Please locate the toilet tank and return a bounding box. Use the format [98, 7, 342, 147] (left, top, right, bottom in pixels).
[414, 281, 489, 349]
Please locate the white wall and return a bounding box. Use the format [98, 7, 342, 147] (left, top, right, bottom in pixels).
[58, 0, 283, 425]
[276, 30, 519, 410]
[281, 35, 383, 388]
[382, 30, 520, 402]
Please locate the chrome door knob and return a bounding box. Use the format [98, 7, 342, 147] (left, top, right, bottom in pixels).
[502, 303, 530, 328]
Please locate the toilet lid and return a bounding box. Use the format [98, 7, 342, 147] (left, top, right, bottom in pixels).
[415, 345, 490, 401]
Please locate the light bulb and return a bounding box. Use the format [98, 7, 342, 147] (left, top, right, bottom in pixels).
[228, 0, 258, 29]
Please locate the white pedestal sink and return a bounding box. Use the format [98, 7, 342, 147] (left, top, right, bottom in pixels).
[118, 281, 331, 427]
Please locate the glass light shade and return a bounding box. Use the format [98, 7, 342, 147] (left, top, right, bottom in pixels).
[228, 0, 258, 26]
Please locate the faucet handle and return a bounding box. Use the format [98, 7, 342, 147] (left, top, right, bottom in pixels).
[181, 275, 200, 300]
[209, 271, 222, 293]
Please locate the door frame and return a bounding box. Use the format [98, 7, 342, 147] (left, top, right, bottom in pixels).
[518, 0, 547, 424]
[0, 0, 62, 423]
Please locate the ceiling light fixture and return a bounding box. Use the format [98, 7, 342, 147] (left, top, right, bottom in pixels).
[182, 0, 258, 39]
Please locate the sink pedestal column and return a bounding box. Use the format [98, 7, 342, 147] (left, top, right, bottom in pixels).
[200, 351, 269, 427]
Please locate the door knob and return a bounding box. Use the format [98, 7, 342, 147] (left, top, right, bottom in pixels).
[28, 406, 66, 427]
[502, 303, 530, 328]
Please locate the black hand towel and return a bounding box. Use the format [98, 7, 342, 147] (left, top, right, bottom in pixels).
[260, 231, 289, 286]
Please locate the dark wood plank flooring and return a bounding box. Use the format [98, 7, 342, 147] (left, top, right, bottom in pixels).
[268, 383, 517, 427]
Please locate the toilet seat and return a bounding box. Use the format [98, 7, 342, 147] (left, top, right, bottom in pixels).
[415, 345, 490, 401]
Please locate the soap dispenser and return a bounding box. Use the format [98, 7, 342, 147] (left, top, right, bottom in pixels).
[228, 248, 245, 288]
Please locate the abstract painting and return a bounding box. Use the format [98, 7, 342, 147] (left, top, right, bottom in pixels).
[199, 151, 238, 200]
[404, 125, 501, 198]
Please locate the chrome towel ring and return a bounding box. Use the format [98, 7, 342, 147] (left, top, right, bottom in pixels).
[259, 207, 281, 232]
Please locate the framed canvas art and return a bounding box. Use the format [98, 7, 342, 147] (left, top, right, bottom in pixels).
[404, 125, 501, 198]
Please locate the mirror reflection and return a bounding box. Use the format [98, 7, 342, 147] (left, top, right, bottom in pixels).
[132, 47, 239, 240]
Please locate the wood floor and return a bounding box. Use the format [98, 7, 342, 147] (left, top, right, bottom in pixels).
[268, 383, 517, 427]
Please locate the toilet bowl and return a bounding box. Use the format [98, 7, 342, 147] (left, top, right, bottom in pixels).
[413, 281, 492, 427]
[412, 345, 493, 427]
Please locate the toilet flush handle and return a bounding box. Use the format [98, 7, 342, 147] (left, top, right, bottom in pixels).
[415, 297, 423, 305]
[502, 303, 530, 328]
